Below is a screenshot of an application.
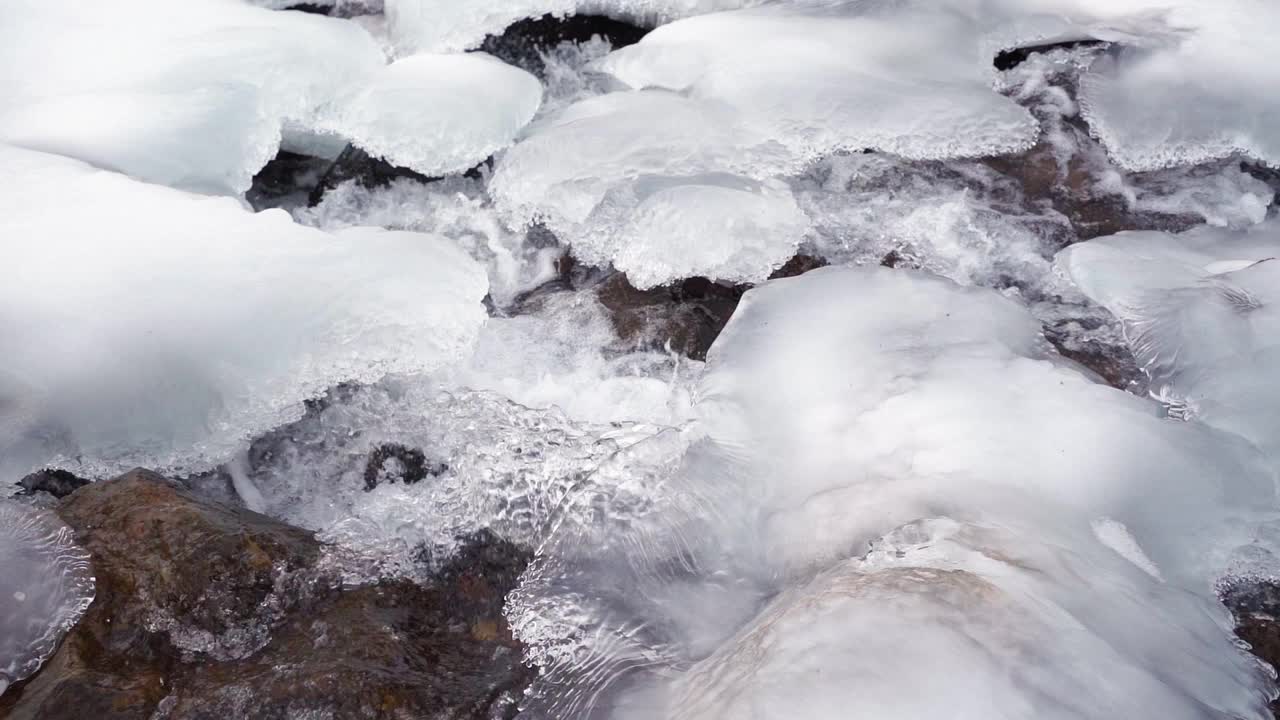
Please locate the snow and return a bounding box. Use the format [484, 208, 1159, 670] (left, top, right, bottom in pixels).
[314, 53, 542, 177]
[0, 0, 385, 195]
[0, 501, 94, 696]
[0, 147, 487, 480]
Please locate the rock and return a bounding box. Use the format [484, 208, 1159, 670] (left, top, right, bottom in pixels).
[363, 442, 448, 492]
[245, 151, 333, 212]
[993, 40, 1109, 71]
[15, 468, 90, 499]
[1223, 581, 1280, 719]
[0, 470, 534, 720]
[594, 255, 827, 361]
[307, 144, 436, 207]
[480, 13, 649, 77]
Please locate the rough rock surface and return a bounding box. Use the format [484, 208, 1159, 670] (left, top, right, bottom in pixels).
[0, 470, 533, 720]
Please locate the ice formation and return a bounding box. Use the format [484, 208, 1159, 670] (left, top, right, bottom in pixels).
[383, 0, 767, 55]
[507, 267, 1278, 718]
[0, 501, 94, 696]
[0, 0, 384, 194]
[315, 53, 543, 177]
[0, 147, 488, 480]
[1058, 221, 1280, 458]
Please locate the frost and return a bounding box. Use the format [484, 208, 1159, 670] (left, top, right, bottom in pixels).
[0, 501, 94, 696]
[314, 53, 542, 177]
[0, 0, 384, 194]
[0, 147, 487, 480]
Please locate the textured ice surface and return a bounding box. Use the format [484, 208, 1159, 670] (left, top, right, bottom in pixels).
[384, 0, 766, 55]
[1058, 221, 1280, 457]
[597, 3, 1041, 163]
[0, 147, 487, 480]
[491, 90, 807, 286]
[0, 501, 94, 696]
[315, 53, 542, 176]
[0, 0, 384, 194]
[507, 267, 1278, 717]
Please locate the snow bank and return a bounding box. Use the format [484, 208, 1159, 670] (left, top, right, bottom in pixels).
[315, 53, 542, 177]
[0, 0, 384, 195]
[0, 147, 487, 480]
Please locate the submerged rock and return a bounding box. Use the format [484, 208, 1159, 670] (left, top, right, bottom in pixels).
[0, 470, 533, 720]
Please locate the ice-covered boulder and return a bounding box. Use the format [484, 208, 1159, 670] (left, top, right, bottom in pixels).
[0, 147, 488, 480]
[508, 266, 1277, 717]
[0, 0, 384, 194]
[315, 53, 542, 177]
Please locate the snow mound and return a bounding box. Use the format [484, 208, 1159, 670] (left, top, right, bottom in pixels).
[0, 147, 487, 480]
[1057, 221, 1280, 457]
[315, 53, 542, 177]
[508, 267, 1277, 717]
[0, 501, 94, 696]
[490, 90, 807, 287]
[0, 0, 384, 194]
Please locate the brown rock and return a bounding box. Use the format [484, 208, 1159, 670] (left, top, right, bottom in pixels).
[0, 471, 533, 720]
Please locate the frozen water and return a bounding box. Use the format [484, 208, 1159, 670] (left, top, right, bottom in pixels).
[384, 0, 767, 55]
[490, 90, 807, 286]
[314, 53, 542, 177]
[507, 267, 1279, 717]
[0, 147, 487, 480]
[1058, 220, 1280, 457]
[597, 4, 1041, 163]
[0, 501, 94, 696]
[0, 0, 384, 194]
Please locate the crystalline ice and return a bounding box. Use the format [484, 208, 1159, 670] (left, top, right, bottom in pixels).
[383, 0, 768, 55]
[0, 147, 488, 480]
[314, 53, 543, 177]
[596, 3, 1041, 163]
[507, 267, 1278, 717]
[1057, 221, 1280, 457]
[0, 0, 384, 194]
[0, 500, 94, 696]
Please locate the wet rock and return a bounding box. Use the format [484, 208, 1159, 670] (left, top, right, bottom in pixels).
[245, 151, 332, 212]
[481, 13, 649, 77]
[595, 255, 827, 361]
[15, 468, 90, 499]
[307, 144, 436, 207]
[0, 470, 534, 720]
[363, 443, 448, 492]
[1223, 581, 1280, 718]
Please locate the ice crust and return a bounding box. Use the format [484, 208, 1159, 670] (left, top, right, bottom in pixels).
[315, 53, 543, 177]
[0, 147, 487, 480]
[0, 501, 94, 696]
[0, 0, 385, 194]
[506, 267, 1279, 718]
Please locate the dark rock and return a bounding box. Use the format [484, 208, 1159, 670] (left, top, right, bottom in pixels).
[307, 144, 435, 207]
[363, 443, 448, 492]
[16, 468, 90, 499]
[0, 469, 534, 720]
[1223, 581, 1280, 718]
[993, 40, 1109, 71]
[480, 13, 649, 77]
[244, 151, 332, 212]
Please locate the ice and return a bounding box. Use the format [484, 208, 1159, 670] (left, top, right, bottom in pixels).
[1057, 221, 1280, 457]
[0, 147, 487, 481]
[597, 3, 1041, 163]
[507, 267, 1278, 717]
[383, 0, 767, 55]
[490, 90, 807, 287]
[0, 0, 384, 194]
[0, 501, 94, 696]
[314, 53, 542, 177]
